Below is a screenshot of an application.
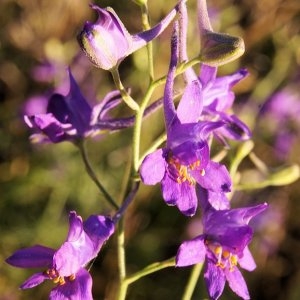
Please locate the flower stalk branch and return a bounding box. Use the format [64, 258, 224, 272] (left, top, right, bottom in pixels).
[182, 263, 203, 300]
[141, 2, 154, 81]
[111, 67, 140, 111]
[125, 257, 175, 285]
[78, 141, 119, 210]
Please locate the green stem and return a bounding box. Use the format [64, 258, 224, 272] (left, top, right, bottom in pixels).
[153, 56, 202, 88]
[111, 67, 140, 111]
[139, 132, 167, 165]
[117, 218, 127, 300]
[77, 141, 119, 210]
[182, 263, 203, 300]
[125, 257, 175, 285]
[141, 3, 154, 81]
[132, 84, 156, 172]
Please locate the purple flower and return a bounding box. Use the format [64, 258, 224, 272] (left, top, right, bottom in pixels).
[178, 64, 251, 142]
[6, 211, 114, 300]
[176, 202, 268, 300]
[140, 25, 231, 216]
[24, 70, 124, 143]
[78, 2, 181, 70]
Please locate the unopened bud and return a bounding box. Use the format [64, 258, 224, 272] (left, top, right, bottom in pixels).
[200, 31, 245, 66]
[268, 164, 300, 186]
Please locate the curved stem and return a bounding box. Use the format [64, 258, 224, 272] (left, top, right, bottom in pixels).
[77, 141, 119, 210]
[139, 132, 167, 165]
[111, 67, 140, 111]
[141, 3, 154, 81]
[125, 257, 175, 285]
[182, 263, 203, 300]
[113, 181, 140, 223]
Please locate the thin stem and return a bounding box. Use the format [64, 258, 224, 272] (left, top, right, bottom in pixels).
[77, 141, 119, 210]
[249, 152, 269, 176]
[182, 263, 203, 300]
[113, 181, 140, 223]
[153, 56, 202, 89]
[117, 218, 127, 300]
[111, 67, 140, 111]
[141, 3, 154, 81]
[125, 257, 175, 285]
[132, 84, 156, 172]
[139, 132, 167, 166]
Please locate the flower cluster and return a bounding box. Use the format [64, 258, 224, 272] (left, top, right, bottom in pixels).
[6, 1, 282, 300]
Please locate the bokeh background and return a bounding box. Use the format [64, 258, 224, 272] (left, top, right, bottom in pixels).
[1, 0, 300, 299]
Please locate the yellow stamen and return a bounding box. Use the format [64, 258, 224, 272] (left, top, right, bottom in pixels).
[69, 274, 76, 281]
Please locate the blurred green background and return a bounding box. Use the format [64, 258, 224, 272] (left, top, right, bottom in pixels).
[1, 0, 300, 299]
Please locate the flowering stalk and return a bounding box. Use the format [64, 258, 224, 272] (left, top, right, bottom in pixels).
[77, 141, 119, 210]
[117, 256, 175, 300]
[125, 257, 175, 285]
[140, 1, 154, 81]
[110, 67, 140, 111]
[182, 263, 204, 300]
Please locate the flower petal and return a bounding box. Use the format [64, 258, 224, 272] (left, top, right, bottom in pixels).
[83, 215, 115, 252]
[225, 268, 250, 300]
[54, 213, 94, 276]
[239, 246, 256, 271]
[64, 70, 92, 135]
[24, 114, 69, 143]
[91, 90, 122, 124]
[6, 245, 54, 268]
[197, 186, 230, 212]
[204, 261, 226, 300]
[217, 113, 252, 141]
[196, 161, 231, 193]
[66, 211, 84, 242]
[140, 149, 166, 185]
[199, 64, 217, 87]
[49, 268, 93, 300]
[131, 2, 179, 53]
[20, 272, 49, 289]
[176, 236, 206, 267]
[177, 80, 203, 123]
[162, 175, 197, 216]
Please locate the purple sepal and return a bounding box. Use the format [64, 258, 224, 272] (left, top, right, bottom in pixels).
[162, 175, 198, 216]
[20, 272, 49, 289]
[6, 245, 55, 268]
[239, 246, 256, 271]
[225, 268, 250, 300]
[177, 80, 203, 124]
[204, 261, 226, 300]
[176, 236, 206, 267]
[195, 161, 231, 193]
[140, 149, 166, 185]
[83, 214, 115, 251]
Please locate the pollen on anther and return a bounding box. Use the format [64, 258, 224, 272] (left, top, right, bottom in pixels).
[69, 274, 76, 281]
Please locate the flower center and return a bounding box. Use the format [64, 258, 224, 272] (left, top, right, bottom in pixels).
[206, 242, 238, 271]
[44, 268, 76, 285]
[167, 155, 205, 185]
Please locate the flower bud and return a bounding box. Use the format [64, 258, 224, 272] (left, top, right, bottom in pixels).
[78, 3, 179, 70]
[200, 30, 245, 66]
[78, 5, 132, 70]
